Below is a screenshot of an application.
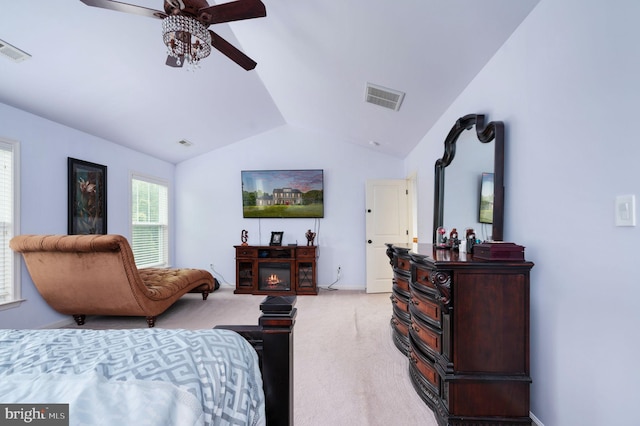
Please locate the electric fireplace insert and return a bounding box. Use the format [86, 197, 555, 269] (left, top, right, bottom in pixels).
[258, 262, 292, 291]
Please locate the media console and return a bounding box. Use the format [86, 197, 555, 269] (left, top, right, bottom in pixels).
[234, 245, 318, 295]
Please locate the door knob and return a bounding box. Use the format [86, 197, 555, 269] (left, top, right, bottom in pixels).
[367, 209, 372, 213]
[368, 240, 372, 244]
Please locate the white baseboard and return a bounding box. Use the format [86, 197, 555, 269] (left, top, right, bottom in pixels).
[530, 411, 544, 426]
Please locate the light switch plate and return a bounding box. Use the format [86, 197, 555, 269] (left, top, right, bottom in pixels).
[615, 195, 636, 226]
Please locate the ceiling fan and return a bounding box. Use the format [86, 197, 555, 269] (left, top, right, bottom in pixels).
[79, 0, 266, 70]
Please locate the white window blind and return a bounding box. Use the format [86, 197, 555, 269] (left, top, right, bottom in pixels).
[131, 175, 169, 268]
[0, 139, 19, 305]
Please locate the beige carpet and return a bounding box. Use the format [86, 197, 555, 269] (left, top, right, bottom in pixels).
[61, 285, 438, 426]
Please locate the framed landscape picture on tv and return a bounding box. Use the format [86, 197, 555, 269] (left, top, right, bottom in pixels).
[479, 172, 494, 224]
[242, 169, 324, 218]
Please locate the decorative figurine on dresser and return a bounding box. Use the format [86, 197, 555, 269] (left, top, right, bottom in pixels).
[388, 114, 535, 426]
[305, 229, 316, 246]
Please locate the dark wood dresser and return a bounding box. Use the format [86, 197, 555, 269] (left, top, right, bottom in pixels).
[387, 243, 534, 426]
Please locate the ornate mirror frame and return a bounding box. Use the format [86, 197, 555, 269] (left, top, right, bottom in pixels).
[433, 114, 504, 243]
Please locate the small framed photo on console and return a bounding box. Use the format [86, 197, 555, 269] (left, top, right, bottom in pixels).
[270, 232, 283, 246]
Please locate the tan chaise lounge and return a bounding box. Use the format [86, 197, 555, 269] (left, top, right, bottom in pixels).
[10, 234, 214, 327]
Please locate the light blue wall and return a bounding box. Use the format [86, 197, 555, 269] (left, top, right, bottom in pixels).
[406, 1, 640, 424]
[0, 103, 175, 329]
[174, 125, 405, 288]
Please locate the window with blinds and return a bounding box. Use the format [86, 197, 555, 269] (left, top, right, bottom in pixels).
[0, 139, 19, 306]
[131, 175, 169, 268]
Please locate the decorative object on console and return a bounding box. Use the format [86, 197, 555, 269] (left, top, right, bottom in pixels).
[241, 169, 324, 218]
[435, 226, 448, 249]
[79, 0, 267, 71]
[68, 157, 107, 235]
[473, 241, 525, 261]
[449, 228, 459, 250]
[241, 229, 248, 246]
[465, 228, 476, 254]
[270, 231, 283, 246]
[305, 229, 316, 246]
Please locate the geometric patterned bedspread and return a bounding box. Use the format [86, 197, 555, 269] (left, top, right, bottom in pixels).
[0, 328, 265, 426]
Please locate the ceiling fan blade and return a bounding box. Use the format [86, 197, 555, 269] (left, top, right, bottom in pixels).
[165, 55, 184, 67]
[79, 0, 166, 19]
[209, 30, 257, 70]
[200, 0, 266, 25]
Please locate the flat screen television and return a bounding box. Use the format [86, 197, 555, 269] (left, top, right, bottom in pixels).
[242, 169, 324, 218]
[479, 172, 494, 224]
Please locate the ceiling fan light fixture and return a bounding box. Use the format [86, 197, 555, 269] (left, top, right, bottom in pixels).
[162, 15, 211, 70]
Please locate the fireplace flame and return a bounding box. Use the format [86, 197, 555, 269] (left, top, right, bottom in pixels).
[266, 274, 282, 286]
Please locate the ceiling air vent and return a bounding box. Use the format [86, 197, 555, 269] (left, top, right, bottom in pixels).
[178, 139, 193, 147]
[0, 39, 31, 63]
[365, 83, 405, 111]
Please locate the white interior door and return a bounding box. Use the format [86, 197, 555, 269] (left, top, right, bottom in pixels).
[365, 179, 409, 293]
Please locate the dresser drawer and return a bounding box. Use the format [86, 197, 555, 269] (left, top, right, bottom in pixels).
[394, 275, 410, 293]
[236, 247, 258, 258]
[410, 317, 442, 356]
[413, 265, 437, 292]
[409, 347, 440, 391]
[396, 256, 410, 273]
[296, 247, 316, 258]
[391, 314, 409, 337]
[410, 290, 441, 327]
[392, 301, 410, 325]
[390, 292, 409, 314]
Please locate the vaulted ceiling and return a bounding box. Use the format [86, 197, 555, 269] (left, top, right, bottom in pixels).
[0, 0, 539, 164]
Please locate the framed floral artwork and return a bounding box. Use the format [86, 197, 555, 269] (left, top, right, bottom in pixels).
[68, 158, 107, 235]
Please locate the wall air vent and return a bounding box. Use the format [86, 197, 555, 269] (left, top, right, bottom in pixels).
[0, 39, 31, 63]
[365, 83, 405, 111]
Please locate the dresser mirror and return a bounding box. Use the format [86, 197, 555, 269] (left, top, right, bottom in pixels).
[433, 114, 504, 243]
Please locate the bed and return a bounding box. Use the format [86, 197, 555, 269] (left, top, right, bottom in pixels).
[0, 295, 296, 426]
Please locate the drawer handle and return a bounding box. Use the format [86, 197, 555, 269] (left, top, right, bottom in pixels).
[410, 297, 419, 306]
[409, 352, 417, 365]
[390, 295, 397, 304]
[391, 317, 398, 326]
[411, 323, 420, 333]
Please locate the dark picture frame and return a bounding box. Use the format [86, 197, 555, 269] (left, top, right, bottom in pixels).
[269, 231, 284, 246]
[68, 157, 107, 235]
